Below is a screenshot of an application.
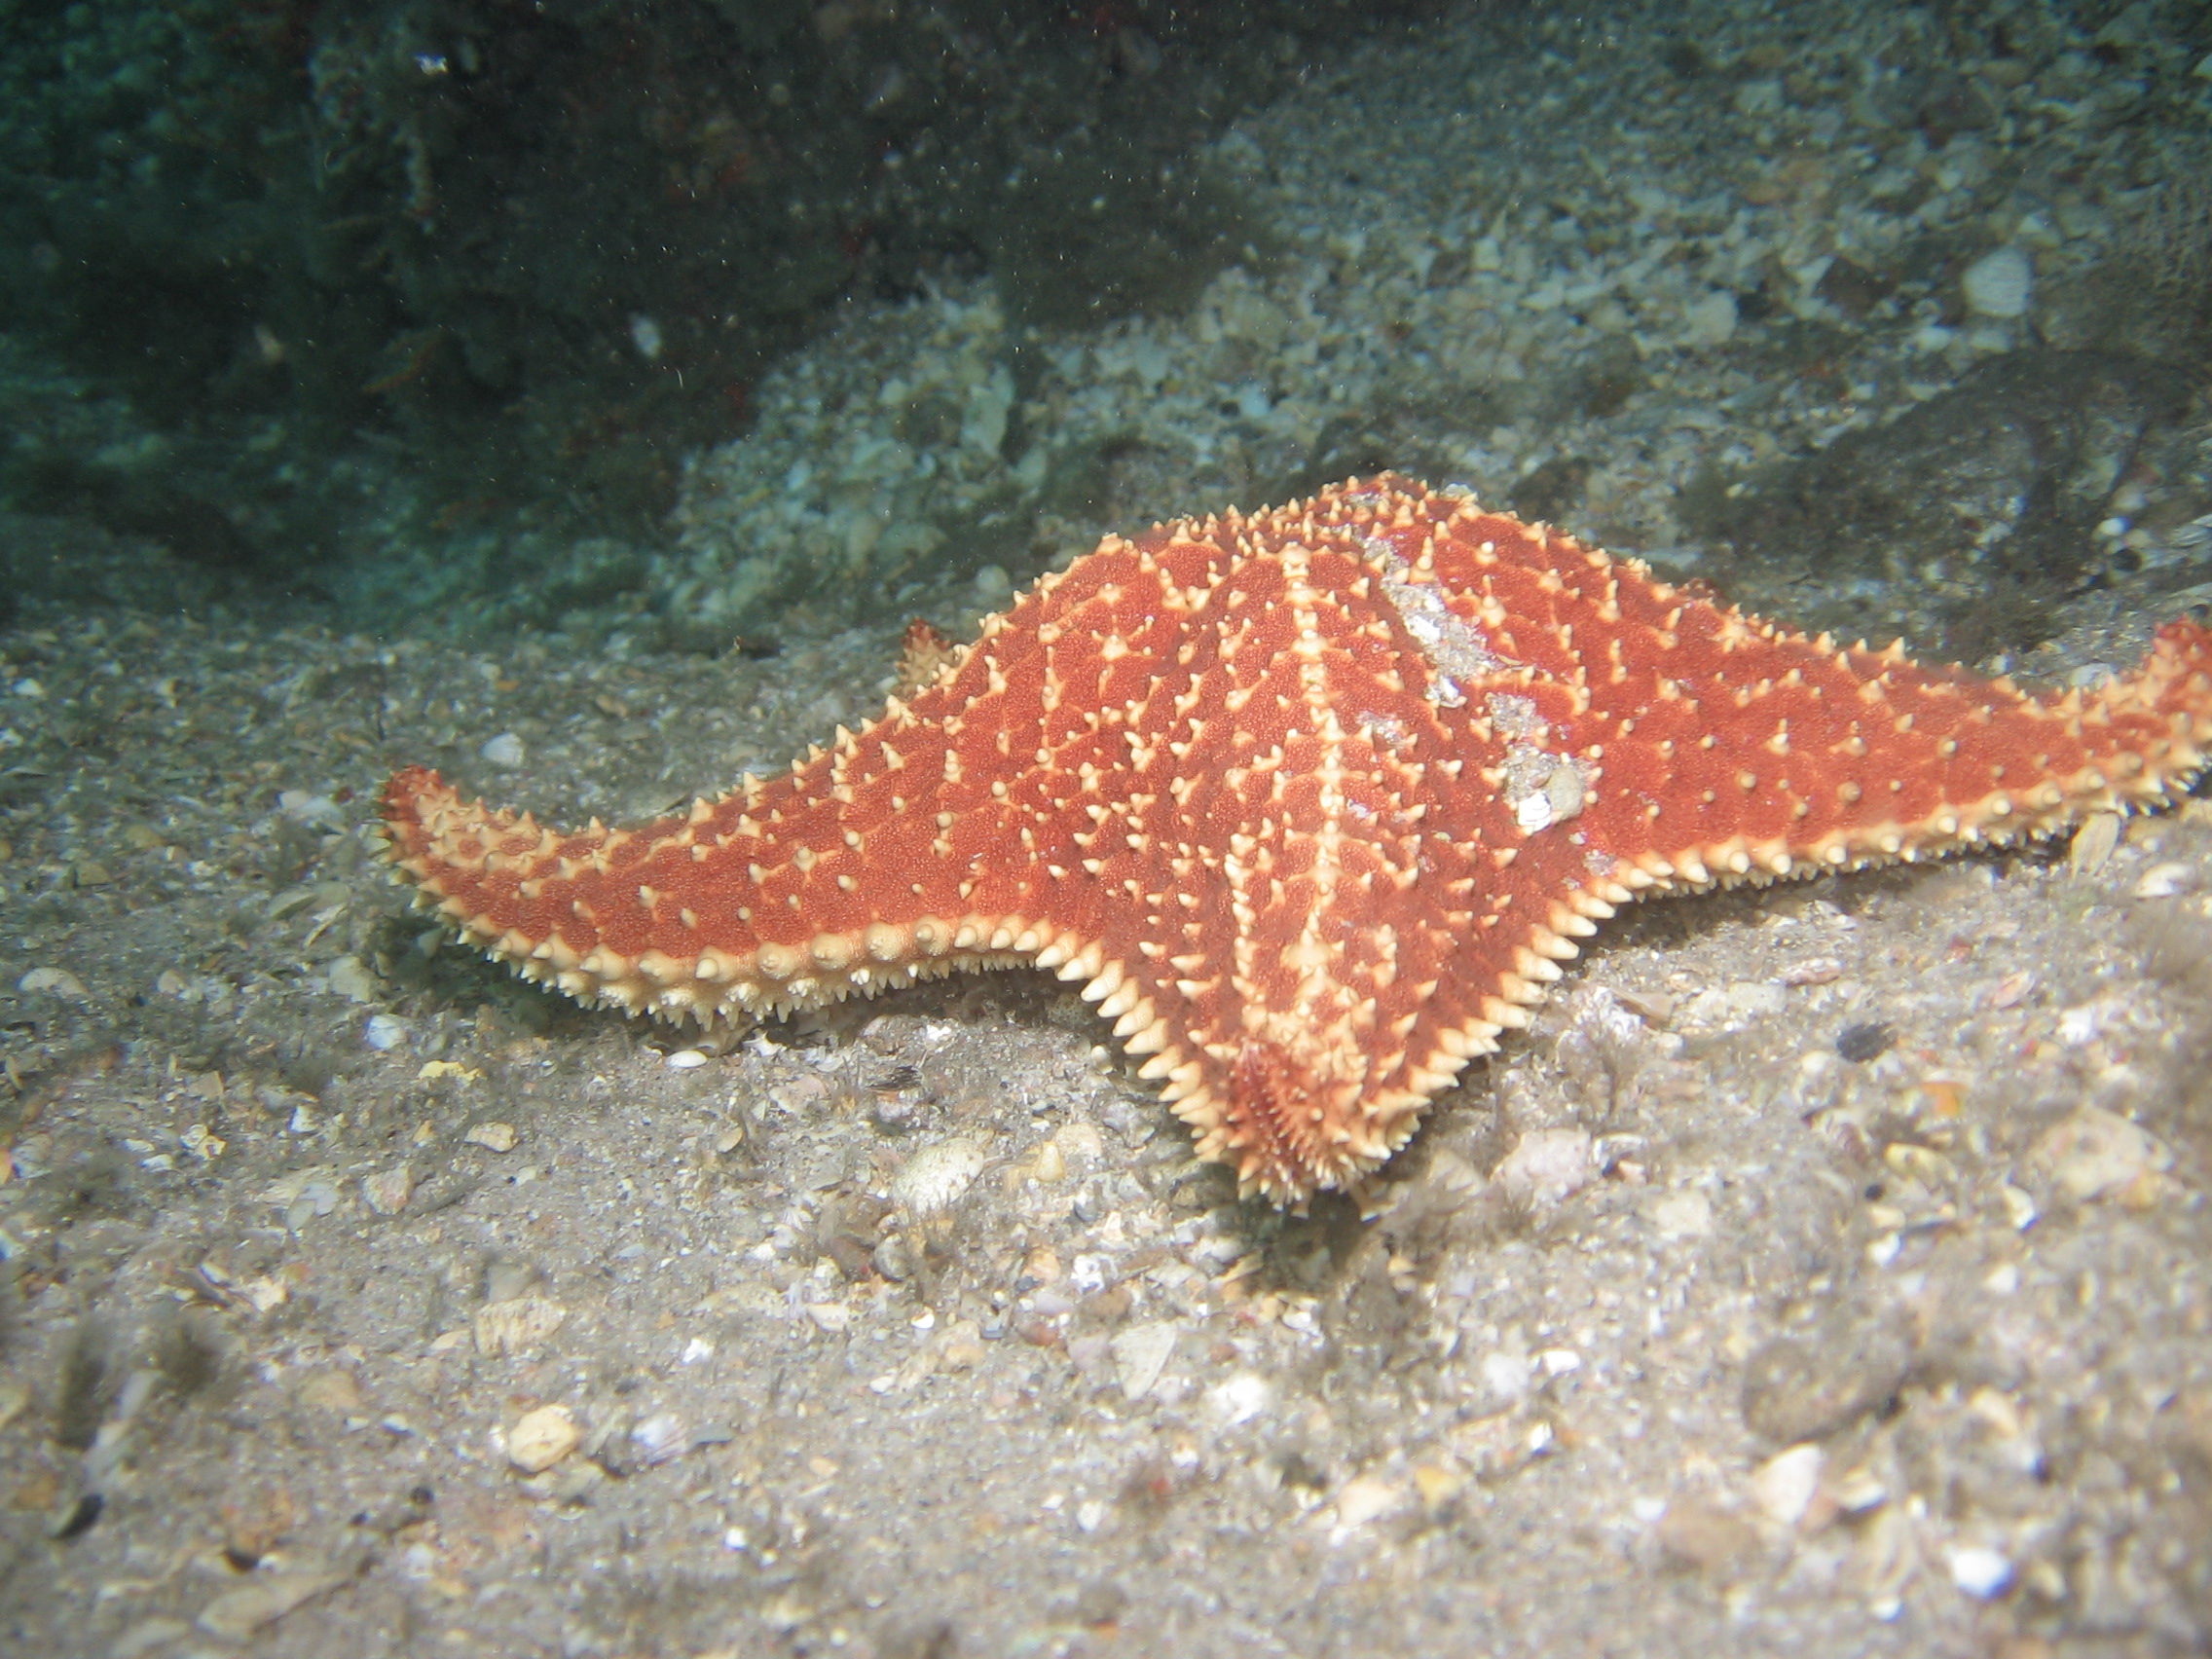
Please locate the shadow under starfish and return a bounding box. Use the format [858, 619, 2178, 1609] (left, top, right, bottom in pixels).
[381, 475, 2212, 1204]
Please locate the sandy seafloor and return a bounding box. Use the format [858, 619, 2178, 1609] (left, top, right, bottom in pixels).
[8, 3, 2212, 1656]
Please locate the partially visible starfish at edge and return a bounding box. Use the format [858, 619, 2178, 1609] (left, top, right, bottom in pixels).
[382, 475, 2212, 1203]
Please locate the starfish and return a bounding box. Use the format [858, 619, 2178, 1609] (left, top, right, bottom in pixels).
[382, 475, 2212, 1201]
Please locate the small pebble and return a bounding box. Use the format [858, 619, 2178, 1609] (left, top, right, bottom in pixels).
[364, 1014, 409, 1051]
[465, 1121, 520, 1153]
[479, 731, 528, 768]
[664, 1048, 709, 1070]
[507, 1404, 581, 1473]
[1835, 1020, 1895, 1063]
[362, 1165, 414, 1216]
[1961, 245, 2032, 317]
[474, 1295, 568, 1357]
[1655, 1497, 1758, 1571]
[1947, 1545, 2013, 1599]
[17, 967, 88, 999]
[325, 956, 380, 1003]
[2034, 1106, 2171, 1203]
[1682, 979, 1788, 1026]
[1203, 1375, 1272, 1429]
[296, 1369, 364, 1413]
[1494, 1127, 1593, 1204]
[1742, 1305, 1914, 1444]
[1751, 1443, 1825, 1526]
[1109, 1319, 1179, 1401]
[2131, 861, 2196, 899]
[196, 1565, 349, 1641]
[1332, 1476, 1402, 1529]
[1681, 288, 1738, 347]
[1652, 1190, 1714, 1239]
[891, 1136, 987, 1217]
[871, 1235, 913, 1281]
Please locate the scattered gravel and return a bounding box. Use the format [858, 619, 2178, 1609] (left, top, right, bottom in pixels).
[5, 4, 2212, 1656]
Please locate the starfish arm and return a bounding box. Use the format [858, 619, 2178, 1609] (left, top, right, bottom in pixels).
[377, 617, 1123, 1020]
[377, 519, 1246, 1025]
[1409, 503, 2212, 892]
[379, 759, 1008, 1021]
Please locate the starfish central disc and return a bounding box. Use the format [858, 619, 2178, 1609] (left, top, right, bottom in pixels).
[383, 475, 2212, 1201]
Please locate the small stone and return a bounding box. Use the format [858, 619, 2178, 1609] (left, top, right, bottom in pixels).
[474, 1295, 568, 1357]
[325, 955, 380, 1003]
[1683, 979, 1788, 1027]
[256, 1165, 342, 1222]
[1751, 1443, 1825, 1526]
[465, 1121, 519, 1153]
[2035, 1106, 2171, 1202]
[485, 1259, 543, 1303]
[2131, 861, 2196, 899]
[363, 1014, 408, 1051]
[0, 1379, 27, 1432]
[1962, 246, 2032, 318]
[664, 1048, 709, 1070]
[1779, 956, 1843, 987]
[1682, 289, 1738, 347]
[1948, 1545, 2014, 1599]
[1203, 1374, 1272, 1428]
[971, 564, 1014, 605]
[296, 1369, 363, 1413]
[362, 1165, 413, 1215]
[1412, 1463, 1464, 1515]
[1835, 1020, 1895, 1063]
[1652, 1189, 1714, 1239]
[1495, 1127, 1593, 1204]
[870, 1235, 913, 1281]
[1830, 1466, 1889, 1514]
[891, 1135, 987, 1217]
[479, 731, 527, 768]
[17, 967, 88, 999]
[937, 1319, 986, 1372]
[196, 1565, 349, 1641]
[1108, 1319, 1179, 1401]
[1333, 1475, 1402, 1528]
[540, 1460, 605, 1504]
[1655, 1497, 1758, 1570]
[1052, 1122, 1106, 1171]
[507, 1404, 581, 1473]
[1742, 1304, 1915, 1444]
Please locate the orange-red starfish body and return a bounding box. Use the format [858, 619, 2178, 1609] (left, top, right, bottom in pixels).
[383, 476, 2212, 1200]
